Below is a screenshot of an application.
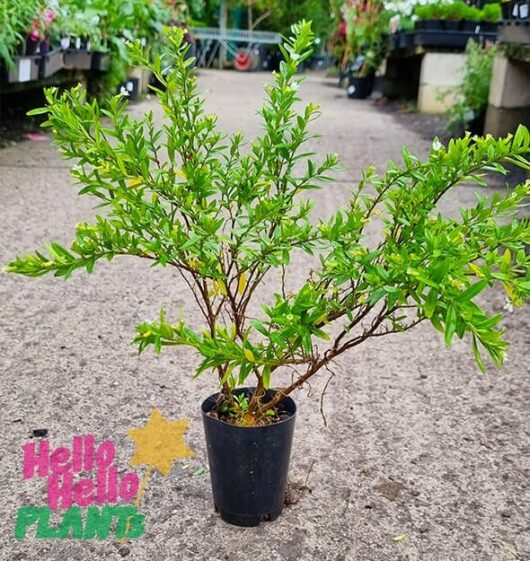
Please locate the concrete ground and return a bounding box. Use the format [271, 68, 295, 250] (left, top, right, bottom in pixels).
[0, 70, 528, 561]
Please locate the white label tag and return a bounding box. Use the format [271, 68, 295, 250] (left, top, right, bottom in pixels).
[18, 59, 32, 82]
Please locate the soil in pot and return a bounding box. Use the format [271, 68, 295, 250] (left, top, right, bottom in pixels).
[201, 388, 297, 527]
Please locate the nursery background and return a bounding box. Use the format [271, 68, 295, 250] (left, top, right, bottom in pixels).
[1, 0, 529, 560]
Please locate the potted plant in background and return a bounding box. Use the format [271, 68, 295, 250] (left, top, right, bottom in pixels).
[343, 0, 389, 98]
[414, 3, 445, 30]
[480, 3, 502, 31]
[441, 1, 468, 30]
[461, 4, 482, 32]
[7, 23, 530, 527]
[59, 8, 101, 71]
[0, 0, 45, 84]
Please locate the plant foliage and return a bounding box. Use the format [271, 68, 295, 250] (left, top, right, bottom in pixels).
[7, 22, 530, 424]
[444, 40, 497, 134]
[0, 0, 44, 68]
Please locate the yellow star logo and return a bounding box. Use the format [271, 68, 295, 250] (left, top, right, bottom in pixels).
[127, 408, 195, 477]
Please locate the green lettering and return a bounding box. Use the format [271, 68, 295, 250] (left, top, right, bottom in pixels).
[36, 507, 60, 539]
[83, 506, 113, 539]
[15, 506, 41, 539]
[114, 506, 137, 539]
[58, 506, 83, 539]
[125, 511, 145, 539]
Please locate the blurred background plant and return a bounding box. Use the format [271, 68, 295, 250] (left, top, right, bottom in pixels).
[0, 0, 45, 68]
[442, 40, 497, 135]
[344, 0, 389, 75]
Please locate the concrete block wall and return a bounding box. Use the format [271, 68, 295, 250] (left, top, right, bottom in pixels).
[485, 55, 530, 136]
[417, 52, 467, 114]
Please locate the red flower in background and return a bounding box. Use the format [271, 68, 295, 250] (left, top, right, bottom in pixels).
[29, 19, 41, 42]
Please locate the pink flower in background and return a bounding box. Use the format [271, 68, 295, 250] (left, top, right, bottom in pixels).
[43, 9, 56, 29]
[29, 19, 41, 42]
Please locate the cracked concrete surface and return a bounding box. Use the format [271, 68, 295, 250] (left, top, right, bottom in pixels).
[0, 70, 529, 561]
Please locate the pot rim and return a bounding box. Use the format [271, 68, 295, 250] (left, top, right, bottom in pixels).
[201, 387, 297, 430]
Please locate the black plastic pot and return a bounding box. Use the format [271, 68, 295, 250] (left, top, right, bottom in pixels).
[480, 21, 499, 32]
[444, 20, 461, 31]
[39, 38, 50, 55]
[389, 33, 400, 50]
[416, 19, 444, 30]
[502, 1, 514, 19]
[461, 20, 480, 32]
[25, 37, 39, 56]
[347, 74, 375, 99]
[119, 77, 140, 100]
[414, 29, 497, 48]
[201, 388, 297, 527]
[398, 32, 414, 49]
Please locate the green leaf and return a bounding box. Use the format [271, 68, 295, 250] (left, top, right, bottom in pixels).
[444, 305, 457, 347]
[456, 279, 488, 302]
[424, 288, 438, 319]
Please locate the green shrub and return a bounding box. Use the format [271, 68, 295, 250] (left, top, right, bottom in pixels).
[7, 24, 530, 425]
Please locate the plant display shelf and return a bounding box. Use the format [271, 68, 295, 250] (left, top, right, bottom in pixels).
[0, 69, 84, 94]
[390, 29, 498, 54]
[0, 55, 41, 85]
[40, 49, 64, 79]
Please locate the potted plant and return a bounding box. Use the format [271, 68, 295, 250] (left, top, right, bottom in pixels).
[461, 4, 482, 33]
[480, 3, 502, 32]
[441, 1, 467, 30]
[7, 23, 530, 526]
[343, 0, 389, 98]
[35, 7, 66, 79]
[0, 0, 42, 83]
[414, 3, 445, 30]
[58, 8, 102, 70]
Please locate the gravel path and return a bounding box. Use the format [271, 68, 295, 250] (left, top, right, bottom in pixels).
[0, 70, 528, 561]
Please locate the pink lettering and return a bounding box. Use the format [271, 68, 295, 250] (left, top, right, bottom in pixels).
[72, 436, 83, 472]
[23, 440, 49, 479]
[73, 478, 95, 507]
[120, 473, 140, 501]
[47, 472, 73, 510]
[95, 441, 115, 471]
[50, 446, 70, 474]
